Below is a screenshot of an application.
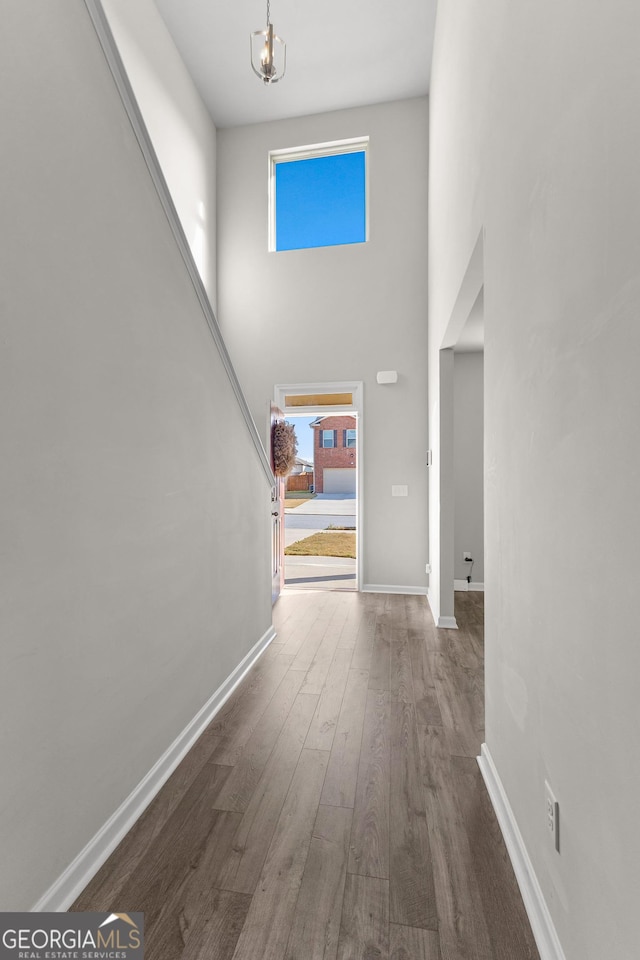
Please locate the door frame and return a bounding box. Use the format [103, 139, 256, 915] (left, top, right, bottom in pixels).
[432, 228, 484, 627]
[269, 403, 285, 605]
[274, 380, 363, 592]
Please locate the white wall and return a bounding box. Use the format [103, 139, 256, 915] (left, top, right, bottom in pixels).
[101, 0, 218, 308]
[217, 99, 429, 590]
[430, 1, 640, 957]
[453, 352, 484, 583]
[0, 0, 271, 909]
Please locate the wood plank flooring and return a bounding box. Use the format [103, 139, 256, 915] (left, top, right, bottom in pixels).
[72, 589, 539, 960]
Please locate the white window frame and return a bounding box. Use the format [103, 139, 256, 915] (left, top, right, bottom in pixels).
[268, 137, 370, 253]
[321, 429, 336, 448]
[345, 428, 357, 448]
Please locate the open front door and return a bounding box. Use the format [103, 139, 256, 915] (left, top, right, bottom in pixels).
[270, 404, 285, 604]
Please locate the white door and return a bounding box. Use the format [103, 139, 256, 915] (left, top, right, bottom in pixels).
[323, 467, 357, 495]
[269, 404, 285, 604]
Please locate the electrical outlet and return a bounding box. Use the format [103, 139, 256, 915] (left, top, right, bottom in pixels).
[463, 551, 473, 562]
[425, 563, 432, 574]
[545, 780, 560, 852]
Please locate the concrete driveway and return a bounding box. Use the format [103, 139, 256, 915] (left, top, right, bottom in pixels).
[284, 513, 355, 531]
[284, 495, 357, 590]
[284, 555, 356, 590]
[285, 494, 356, 531]
[286, 494, 356, 516]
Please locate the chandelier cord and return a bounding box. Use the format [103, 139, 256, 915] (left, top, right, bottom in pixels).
[266, 0, 271, 26]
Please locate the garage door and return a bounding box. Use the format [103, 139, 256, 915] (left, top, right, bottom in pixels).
[323, 468, 357, 495]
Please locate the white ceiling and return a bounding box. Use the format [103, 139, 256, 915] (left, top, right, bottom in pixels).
[155, 0, 437, 128]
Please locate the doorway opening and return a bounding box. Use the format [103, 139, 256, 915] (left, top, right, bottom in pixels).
[452, 318, 484, 652]
[433, 229, 485, 629]
[274, 382, 363, 593]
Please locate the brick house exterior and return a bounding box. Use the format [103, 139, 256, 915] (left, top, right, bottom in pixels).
[311, 415, 357, 494]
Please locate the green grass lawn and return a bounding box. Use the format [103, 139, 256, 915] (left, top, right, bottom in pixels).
[285, 531, 356, 559]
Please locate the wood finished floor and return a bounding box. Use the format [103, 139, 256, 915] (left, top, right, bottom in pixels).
[73, 590, 539, 960]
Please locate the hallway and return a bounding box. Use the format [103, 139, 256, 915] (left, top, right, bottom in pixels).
[73, 591, 538, 960]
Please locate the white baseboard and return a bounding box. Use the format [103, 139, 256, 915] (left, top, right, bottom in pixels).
[477, 744, 567, 960]
[454, 579, 485, 592]
[362, 584, 428, 596]
[426, 591, 458, 628]
[32, 624, 277, 912]
[436, 615, 458, 629]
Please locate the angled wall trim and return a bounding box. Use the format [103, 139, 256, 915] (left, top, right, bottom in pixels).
[441, 228, 485, 350]
[83, 0, 274, 487]
[32, 625, 276, 912]
[478, 744, 567, 960]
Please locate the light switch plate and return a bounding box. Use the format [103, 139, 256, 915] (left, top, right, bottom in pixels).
[392, 485, 408, 497]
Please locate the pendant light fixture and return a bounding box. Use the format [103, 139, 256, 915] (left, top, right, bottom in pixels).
[250, 0, 286, 84]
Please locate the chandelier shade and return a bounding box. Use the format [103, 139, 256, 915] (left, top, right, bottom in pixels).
[250, 1, 286, 84]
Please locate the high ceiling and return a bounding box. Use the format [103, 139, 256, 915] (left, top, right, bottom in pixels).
[155, 0, 437, 128]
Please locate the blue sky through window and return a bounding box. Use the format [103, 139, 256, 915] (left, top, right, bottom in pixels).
[286, 417, 315, 462]
[275, 151, 366, 252]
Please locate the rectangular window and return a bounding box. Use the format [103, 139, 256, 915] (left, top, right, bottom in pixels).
[269, 138, 368, 252]
[344, 429, 356, 448]
[321, 429, 337, 448]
